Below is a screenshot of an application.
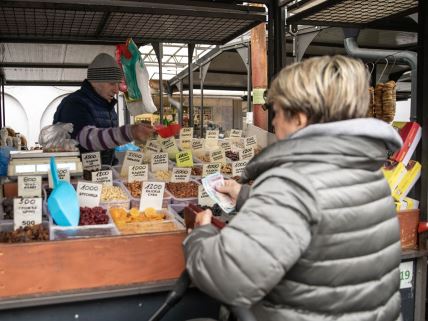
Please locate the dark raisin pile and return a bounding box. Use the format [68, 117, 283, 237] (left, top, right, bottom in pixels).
[79, 207, 109, 225]
[0, 224, 49, 243]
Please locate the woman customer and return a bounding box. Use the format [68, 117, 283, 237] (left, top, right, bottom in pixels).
[184, 55, 403, 321]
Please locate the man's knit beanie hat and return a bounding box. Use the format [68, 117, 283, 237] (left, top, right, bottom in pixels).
[87, 53, 122, 82]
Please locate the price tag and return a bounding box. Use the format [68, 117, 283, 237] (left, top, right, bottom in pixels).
[230, 129, 242, 138]
[206, 129, 219, 140]
[48, 168, 70, 188]
[245, 135, 257, 148]
[209, 149, 226, 164]
[220, 140, 232, 152]
[232, 160, 248, 176]
[81, 152, 101, 171]
[18, 176, 41, 197]
[76, 181, 102, 208]
[128, 165, 148, 182]
[13, 197, 42, 230]
[180, 138, 192, 150]
[171, 167, 191, 182]
[239, 147, 255, 161]
[146, 140, 161, 153]
[140, 182, 165, 211]
[151, 153, 169, 172]
[198, 185, 214, 207]
[160, 137, 178, 153]
[91, 170, 113, 186]
[176, 151, 194, 167]
[192, 139, 204, 151]
[400, 261, 414, 289]
[120, 151, 145, 177]
[202, 163, 221, 177]
[180, 127, 193, 140]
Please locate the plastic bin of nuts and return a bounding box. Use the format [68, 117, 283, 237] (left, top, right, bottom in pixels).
[165, 180, 199, 205]
[49, 206, 119, 240]
[110, 207, 184, 235]
[100, 182, 130, 210]
[122, 180, 172, 209]
[0, 222, 50, 243]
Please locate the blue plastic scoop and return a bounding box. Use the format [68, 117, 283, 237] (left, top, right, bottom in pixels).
[47, 156, 79, 226]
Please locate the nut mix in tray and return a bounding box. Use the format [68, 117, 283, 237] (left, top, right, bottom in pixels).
[166, 181, 199, 198]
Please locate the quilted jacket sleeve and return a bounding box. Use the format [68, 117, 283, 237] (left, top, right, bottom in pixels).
[183, 169, 319, 307]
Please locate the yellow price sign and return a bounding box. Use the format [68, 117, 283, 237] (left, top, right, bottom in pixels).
[176, 151, 194, 167]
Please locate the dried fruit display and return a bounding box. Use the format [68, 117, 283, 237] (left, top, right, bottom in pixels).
[166, 182, 199, 198]
[154, 170, 172, 181]
[101, 186, 128, 201]
[0, 224, 49, 243]
[225, 151, 239, 161]
[2, 198, 13, 219]
[221, 163, 232, 175]
[79, 207, 109, 225]
[191, 166, 202, 176]
[111, 207, 166, 225]
[125, 181, 169, 199]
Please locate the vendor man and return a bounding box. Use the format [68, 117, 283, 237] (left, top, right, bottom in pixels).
[53, 53, 153, 165]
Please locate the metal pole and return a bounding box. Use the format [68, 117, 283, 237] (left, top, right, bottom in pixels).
[178, 80, 184, 126]
[267, 1, 275, 132]
[0, 72, 3, 128]
[1, 75, 5, 127]
[188, 44, 195, 128]
[153, 43, 164, 123]
[248, 44, 252, 113]
[200, 67, 204, 138]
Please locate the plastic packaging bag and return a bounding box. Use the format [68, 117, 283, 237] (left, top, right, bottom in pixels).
[39, 123, 79, 152]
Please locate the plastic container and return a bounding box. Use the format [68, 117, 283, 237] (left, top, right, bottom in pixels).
[398, 209, 420, 250]
[111, 208, 185, 235]
[168, 203, 186, 224]
[100, 181, 131, 210]
[165, 179, 199, 205]
[121, 180, 172, 209]
[0, 221, 50, 243]
[49, 207, 119, 241]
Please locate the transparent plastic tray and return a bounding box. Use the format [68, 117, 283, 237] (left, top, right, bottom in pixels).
[0, 221, 50, 243]
[49, 207, 119, 240]
[100, 181, 131, 210]
[165, 179, 199, 205]
[110, 208, 185, 235]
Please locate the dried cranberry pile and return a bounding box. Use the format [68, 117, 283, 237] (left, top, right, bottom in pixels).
[79, 207, 109, 225]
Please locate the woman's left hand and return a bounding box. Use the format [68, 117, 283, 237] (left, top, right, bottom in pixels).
[195, 209, 212, 227]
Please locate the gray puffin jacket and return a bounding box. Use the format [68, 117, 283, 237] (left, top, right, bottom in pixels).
[184, 118, 403, 321]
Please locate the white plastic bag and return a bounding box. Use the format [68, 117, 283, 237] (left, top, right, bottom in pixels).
[39, 123, 78, 152]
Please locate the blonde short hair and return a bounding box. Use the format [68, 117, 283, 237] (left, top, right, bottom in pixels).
[267, 55, 369, 124]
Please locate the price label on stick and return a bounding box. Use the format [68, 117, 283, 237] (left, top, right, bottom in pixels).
[140, 182, 165, 211]
[160, 137, 178, 153]
[120, 151, 145, 177]
[206, 129, 219, 140]
[230, 129, 242, 138]
[245, 135, 257, 149]
[209, 149, 226, 164]
[92, 170, 113, 186]
[220, 140, 232, 152]
[239, 147, 255, 161]
[76, 181, 102, 208]
[192, 139, 204, 152]
[128, 165, 148, 182]
[202, 163, 221, 177]
[232, 160, 248, 177]
[146, 141, 161, 153]
[180, 128, 193, 140]
[14, 197, 42, 230]
[171, 167, 191, 183]
[82, 152, 101, 171]
[198, 185, 214, 207]
[151, 153, 169, 172]
[176, 151, 193, 167]
[48, 168, 70, 188]
[18, 176, 41, 197]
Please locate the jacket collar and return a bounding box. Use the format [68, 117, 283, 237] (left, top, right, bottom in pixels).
[81, 79, 117, 110]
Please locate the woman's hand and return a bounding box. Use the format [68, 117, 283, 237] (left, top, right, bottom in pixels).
[131, 123, 154, 141]
[195, 209, 212, 227]
[216, 179, 242, 206]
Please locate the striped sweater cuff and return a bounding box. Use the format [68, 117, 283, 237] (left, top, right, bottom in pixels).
[77, 125, 133, 151]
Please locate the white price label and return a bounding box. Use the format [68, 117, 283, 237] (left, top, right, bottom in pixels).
[18, 176, 41, 197]
[206, 129, 219, 139]
[128, 165, 148, 182]
[13, 197, 42, 230]
[82, 152, 101, 171]
[230, 129, 242, 138]
[91, 170, 113, 186]
[140, 182, 165, 211]
[192, 139, 204, 151]
[180, 138, 192, 150]
[220, 140, 232, 152]
[146, 140, 161, 153]
[209, 149, 226, 164]
[400, 261, 414, 289]
[121, 151, 145, 177]
[151, 153, 169, 172]
[202, 163, 221, 177]
[160, 137, 178, 152]
[171, 167, 191, 183]
[198, 185, 214, 207]
[76, 181, 102, 208]
[48, 168, 70, 188]
[239, 147, 255, 161]
[180, 128, 193, 140]
[245, 135, 257, 148]
[232, 160, 248, 177]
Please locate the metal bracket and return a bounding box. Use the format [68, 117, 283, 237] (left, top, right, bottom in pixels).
[236, 45, 252, 112]
[296, 27, 321, 61]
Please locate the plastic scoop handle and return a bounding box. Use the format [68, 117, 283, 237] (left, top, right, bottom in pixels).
[50, 156, 60, 188]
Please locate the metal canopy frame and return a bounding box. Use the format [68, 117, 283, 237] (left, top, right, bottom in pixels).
[286, 0, 418, 28]
[0, 0, 266, 45]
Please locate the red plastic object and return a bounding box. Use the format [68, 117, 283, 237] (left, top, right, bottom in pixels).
[154, 124, 181, 138]
[418, 221, 428, 234]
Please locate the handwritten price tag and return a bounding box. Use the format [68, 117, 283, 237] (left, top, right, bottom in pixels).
[140, 182, 165, 211]
[160, 137, 178, 153]
[176, 151, 193, 167]
[128, 165, 148, 182]
[220, 140, 232, 152]
[18, 176, 41, 197]
[245, 135, 257, 148]
[232, 160, 248, 176]
[121, 151, 145, 177]
[151, 153, 169, 172]
[171, 167, 191, 182]
[13, 197, 42, 230]
[198, 185, 214, 207]
[48, 168, 70, 188]
[239, 147, 255, 161]
[91, 170, 113, 186]
[192, 139, 204, 151]
[206, 129, 219, 139]
[76, 181, 102, 208]
[202, 163, 221, 177]
[180, 127, 193, 140]
[82, 152, 101, 171]
[209, 149, 226, 164]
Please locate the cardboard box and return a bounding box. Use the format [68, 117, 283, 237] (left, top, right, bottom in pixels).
[391, 122, 421, 166]
[382, 161, 407, 191]
[392, 160, 421, 202]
